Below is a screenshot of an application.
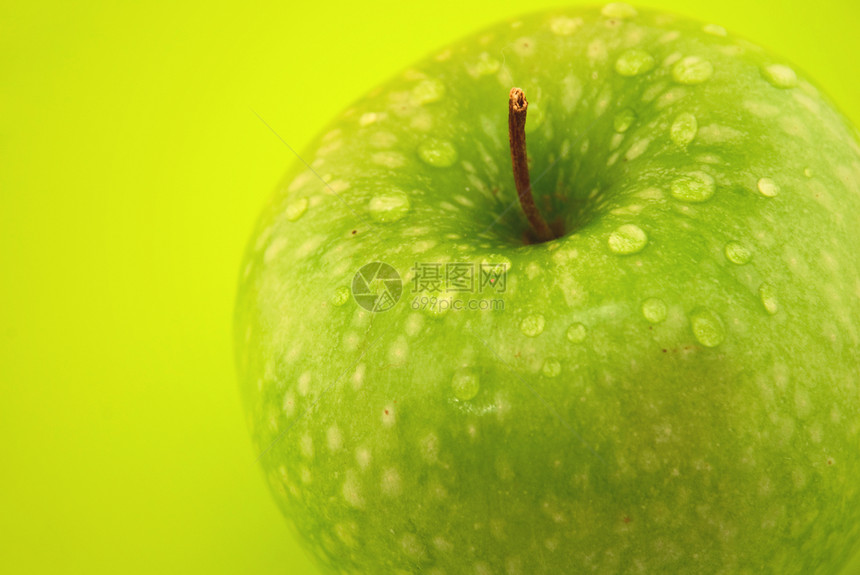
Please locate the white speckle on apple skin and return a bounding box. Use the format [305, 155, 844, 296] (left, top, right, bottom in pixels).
[262, 237, 287, 264]
[282, 390, 295, 417]
[703, 23, 728, 37]
[299, 433, 314, 458]
[326, 425, 343, 452]
[371, 151, 407, 168]
[381, 404, 396, 427]
[359, 112, 380, 126]
[355, 447, 371, 470]
[549, 16, 583, 36]
[342, 331, 360, 352]
[601, 2, 638, 19]
[388, 335, 409, 363]
[418, 138, 458, 167]
[297, 371, 311, 396]
[762, 64, 798, 88]
[381, 467, 403, 497]
[342, 471, 364, 508]
[624, 137, 651, 161]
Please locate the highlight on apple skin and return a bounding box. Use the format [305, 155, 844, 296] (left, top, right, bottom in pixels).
[235, 4, 860, 573]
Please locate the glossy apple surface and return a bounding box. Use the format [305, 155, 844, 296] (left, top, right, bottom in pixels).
[235, 4, 860, 573]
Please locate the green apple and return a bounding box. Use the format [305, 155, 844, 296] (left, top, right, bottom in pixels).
[235, 4, 860, 573]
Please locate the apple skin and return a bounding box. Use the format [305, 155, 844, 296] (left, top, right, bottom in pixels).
[235, 4, 860, 574]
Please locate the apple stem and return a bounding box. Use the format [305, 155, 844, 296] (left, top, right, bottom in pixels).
[508, 87, 555, 243]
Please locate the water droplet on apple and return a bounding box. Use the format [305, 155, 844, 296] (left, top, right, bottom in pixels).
[690, 308, 725, 347]
[418, 138, 458, 167]
[368, 189, 411, 223]
[725, 242, 752, 265]
[613, 108, 636, 132]
[566, 323, 587, 343]
[608, 224, 648, 254]
[285, 197, 309, 221]
[670, 112, 698, 146]
[410, 79, 446, 106]
[615, 49, 656, 76]
[672, 56, 714, 84]
[601, 2, 638, 19]
[762, 64, 797, 89]
[757, 177, 780, 197]
[671, 171, 715, 202]
[452, 367, 481, 401]
[759, 282, 779, 315]
[642, 298, 668, 323]
[520, 314, 546, 337]
[541, 359, 562, 377]
[331, 287, 351, 307]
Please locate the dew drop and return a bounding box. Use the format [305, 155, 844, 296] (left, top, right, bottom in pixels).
[411, 79, 446, 105]
[671, 171, 715, 202]
[608, 224, 648, 254]
[725, 242, 752, 265]
[331, 286, 350, 307]
[615, 49, 656, 76]
[542, 359, 562, 378]
[452, 367, 480, 401]
[690, 308, 725, 347]
[368, 190, 411, 223]
[670, 112, 698, 146]
[285, 197, 309, 221]
[520, 314, 546, 337]
[759, 282, 779, 315]
[567, 323, 587, 343]
[601, 3, 638, 18]
[762, 64, 797, 89]
[418, 139, 458, 167]
[672, 56, 714, 84]
[614, 108, 637, 132]
[757, 177, 780, 197]
[642, 298, 668, 323]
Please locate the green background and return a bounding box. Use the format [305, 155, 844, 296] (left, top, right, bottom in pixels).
[2, 1, 859, 573]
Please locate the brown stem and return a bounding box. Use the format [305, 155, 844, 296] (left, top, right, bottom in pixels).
[508, 87, 555, 243]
